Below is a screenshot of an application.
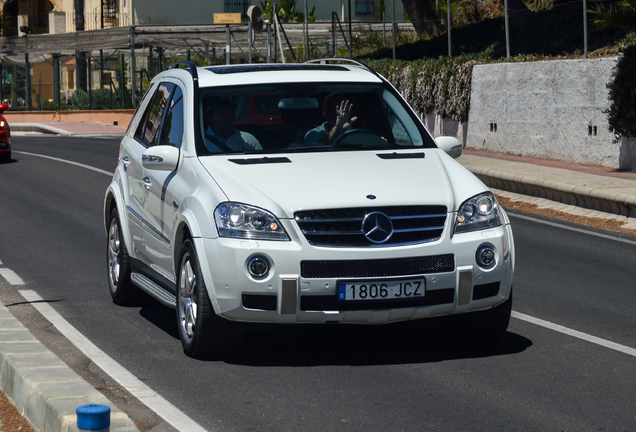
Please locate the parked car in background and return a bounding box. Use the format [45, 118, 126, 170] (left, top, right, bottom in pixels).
[0, 103, 11, 163]
[104, 59, 515, 358]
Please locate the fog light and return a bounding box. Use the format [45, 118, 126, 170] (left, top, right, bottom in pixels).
[476, 244, 496, 269]
[247, 256, 270, 278]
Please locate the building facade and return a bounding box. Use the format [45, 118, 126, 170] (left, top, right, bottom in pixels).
[0, 0, 405, 36]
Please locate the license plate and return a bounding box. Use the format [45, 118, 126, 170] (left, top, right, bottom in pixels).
[337, 277, 426, 301]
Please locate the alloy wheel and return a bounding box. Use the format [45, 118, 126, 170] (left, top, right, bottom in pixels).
[107, 219, 121, 293]
[178, 254, 198, 344]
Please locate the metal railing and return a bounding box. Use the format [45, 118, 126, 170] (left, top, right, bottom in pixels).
[66, 12, 130, 32]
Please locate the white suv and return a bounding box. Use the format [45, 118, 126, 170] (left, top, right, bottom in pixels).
[104, 59, 515, 358]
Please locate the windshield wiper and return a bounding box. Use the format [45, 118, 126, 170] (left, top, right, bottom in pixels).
[276, 145, 337, 153]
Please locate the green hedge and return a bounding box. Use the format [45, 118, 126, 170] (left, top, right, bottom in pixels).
[606, 44, 636, 139]
[366, 56, 480, 123]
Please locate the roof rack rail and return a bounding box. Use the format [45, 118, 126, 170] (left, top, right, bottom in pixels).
[304, 58, 380, 78]
[166, 61, 199, 81]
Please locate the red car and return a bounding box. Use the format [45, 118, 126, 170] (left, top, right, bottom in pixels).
[0, 103, 10, 162]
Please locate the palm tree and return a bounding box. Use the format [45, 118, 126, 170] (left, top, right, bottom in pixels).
[589, 0, 636, 32]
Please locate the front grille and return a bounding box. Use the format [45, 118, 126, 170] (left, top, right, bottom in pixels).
[301, 254, 455, 279]
[295, 206, 447, 247]
[300, 288, 455, 311]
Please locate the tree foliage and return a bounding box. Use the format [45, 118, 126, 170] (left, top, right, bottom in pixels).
[606, 44, 636, 138]
[589, 0, 636, 33]
[260, 0, 315, 22]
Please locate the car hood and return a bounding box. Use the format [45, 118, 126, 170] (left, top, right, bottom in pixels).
[198, 149, 487, 219]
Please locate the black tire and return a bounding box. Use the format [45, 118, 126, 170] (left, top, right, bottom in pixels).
[176, 239, 240, 358]
[442, 289, 513, 343]
[1, 151, 10, 163]
[106, 208, 140, 305]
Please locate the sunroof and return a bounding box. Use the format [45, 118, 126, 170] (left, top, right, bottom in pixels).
[206, 64, 350, 74]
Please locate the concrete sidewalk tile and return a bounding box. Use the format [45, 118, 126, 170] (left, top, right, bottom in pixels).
[31, 386, 109, 432]
[0, 316, 30, 330]
[1, 353, 67, 400]
[7, 367, 83, 412]
[569, 207, 594, 216]
[552, 203, 575, 212]
[18, 375, 87, 420]
[552, 181, 577, 193]
[0, 328, 38, 342]
[0, 306, 15, 318]
[43, 395, 126, 432]
[0, 341, 50, 357]
[622, 220, 636, 229]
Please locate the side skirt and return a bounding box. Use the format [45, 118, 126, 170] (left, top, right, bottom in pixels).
[130, 259, 177, 309]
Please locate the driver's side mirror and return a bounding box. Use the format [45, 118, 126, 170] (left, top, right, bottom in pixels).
[435, 136, 462, 159]
[0, 103, 9, 113]
[142, 145, 180, 171]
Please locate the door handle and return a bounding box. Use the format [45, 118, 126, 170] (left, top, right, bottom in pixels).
[122, 156, 130, 171]
[142, 177, 152, 190]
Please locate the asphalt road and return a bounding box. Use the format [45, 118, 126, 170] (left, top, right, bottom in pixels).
[1, 135, 636, 431]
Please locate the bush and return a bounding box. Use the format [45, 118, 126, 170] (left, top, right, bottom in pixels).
[66, 88, 128, 110]
[366, 55, 481, 122]
[606, 44, 636, 139]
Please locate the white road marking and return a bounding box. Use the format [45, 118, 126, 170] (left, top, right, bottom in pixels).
[14, 151, 113, 176]
[0, 268, 25, 285]
[508, 212, 636, 246]
[512, 311, 636, 358]
[18, 289, 210, 432]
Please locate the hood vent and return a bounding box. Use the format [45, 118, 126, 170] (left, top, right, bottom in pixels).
[377, 152, 425, 160]
[229, 157, 291, 165]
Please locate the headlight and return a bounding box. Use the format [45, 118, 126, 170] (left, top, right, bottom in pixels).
[214, 203, 289, 241]
[454, 192, 501, 234]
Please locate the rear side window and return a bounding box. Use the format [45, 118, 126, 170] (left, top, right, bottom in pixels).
[135, 82, 175, 147]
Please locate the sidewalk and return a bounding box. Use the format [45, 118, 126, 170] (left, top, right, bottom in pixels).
[461, 148, 636, 228]
[11, 121, 127, 136]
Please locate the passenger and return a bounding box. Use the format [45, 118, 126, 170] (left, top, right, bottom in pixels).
[304, 93, 359, 145]
[203, 96, 261, 153]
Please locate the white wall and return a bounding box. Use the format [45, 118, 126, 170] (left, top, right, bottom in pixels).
[465, 58, 625, 169]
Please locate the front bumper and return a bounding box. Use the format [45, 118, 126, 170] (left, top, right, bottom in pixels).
[195, 219, 514, 325]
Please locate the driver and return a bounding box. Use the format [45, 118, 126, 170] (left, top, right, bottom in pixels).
[204, 96, 262, 153]
[304, 93, 358, 145]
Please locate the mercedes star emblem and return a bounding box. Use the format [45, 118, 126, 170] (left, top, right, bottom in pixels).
[362, 212, 394, 244]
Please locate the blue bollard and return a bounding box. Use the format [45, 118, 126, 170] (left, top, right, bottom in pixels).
[76, 404, 111, 430]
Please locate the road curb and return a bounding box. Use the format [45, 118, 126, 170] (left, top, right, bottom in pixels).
[10, 123, 126, 136]
[10, 123, 73, 135]
[467, 166, 636, 218]
[0, 301, 139, 432]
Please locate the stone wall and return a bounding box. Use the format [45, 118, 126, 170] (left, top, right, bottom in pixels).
[416, 57, 635, 170]
[466, 58, 623, 168]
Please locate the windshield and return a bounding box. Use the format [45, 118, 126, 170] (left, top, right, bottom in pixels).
[197, 82, 437, 156]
